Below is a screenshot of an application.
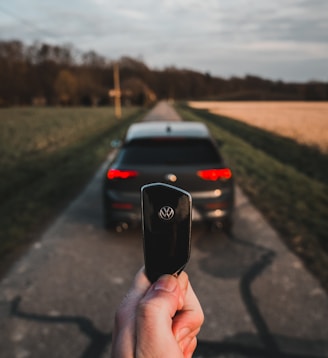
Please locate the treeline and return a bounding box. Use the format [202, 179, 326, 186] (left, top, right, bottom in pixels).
[1, 40, 327, 107]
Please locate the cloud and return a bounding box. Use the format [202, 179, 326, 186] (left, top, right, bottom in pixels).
[0, 0, 327, 81]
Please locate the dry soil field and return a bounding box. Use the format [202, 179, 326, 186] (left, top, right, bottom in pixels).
[188, 101, 328, 154]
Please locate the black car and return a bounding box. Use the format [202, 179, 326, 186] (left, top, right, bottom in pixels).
[103, 121, 234, 233]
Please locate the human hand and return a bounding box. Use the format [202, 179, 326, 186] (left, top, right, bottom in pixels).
[111, 268, 204, 358]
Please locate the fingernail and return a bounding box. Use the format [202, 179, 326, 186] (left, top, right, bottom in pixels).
[154, 275, 177, 292]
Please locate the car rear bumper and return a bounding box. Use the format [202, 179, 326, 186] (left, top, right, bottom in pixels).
[103, 188, 234, 226]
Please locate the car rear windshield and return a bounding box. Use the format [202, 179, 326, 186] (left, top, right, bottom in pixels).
[117, 138, 222, 165]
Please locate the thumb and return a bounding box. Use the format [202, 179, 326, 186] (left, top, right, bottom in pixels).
[135, 275, 184, 358]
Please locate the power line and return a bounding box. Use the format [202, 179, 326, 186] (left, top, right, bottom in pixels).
[0, 4, 59, 39]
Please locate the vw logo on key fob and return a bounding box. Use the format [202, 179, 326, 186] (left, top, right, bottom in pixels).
[141, 182, 192, 283]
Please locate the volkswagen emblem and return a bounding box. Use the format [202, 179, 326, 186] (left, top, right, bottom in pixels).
[158, 206, 175, 221]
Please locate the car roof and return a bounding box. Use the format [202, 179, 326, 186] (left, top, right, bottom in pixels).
[125, 121, 211, 141]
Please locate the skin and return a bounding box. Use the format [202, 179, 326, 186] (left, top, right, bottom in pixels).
[111, 268, 204, 358]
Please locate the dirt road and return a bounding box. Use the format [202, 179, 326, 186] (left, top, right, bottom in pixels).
[0, 102, 327, 358]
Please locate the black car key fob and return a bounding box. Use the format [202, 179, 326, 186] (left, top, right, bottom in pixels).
[141, 183, 192, 283]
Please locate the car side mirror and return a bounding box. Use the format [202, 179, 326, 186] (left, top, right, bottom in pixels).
[111, 139, 122, 148]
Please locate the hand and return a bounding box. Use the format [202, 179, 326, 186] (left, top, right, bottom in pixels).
[111, 268, 204, 358]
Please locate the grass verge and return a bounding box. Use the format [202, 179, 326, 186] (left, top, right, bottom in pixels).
[176, 103, 328, 292]
[0, 107, 146, 278]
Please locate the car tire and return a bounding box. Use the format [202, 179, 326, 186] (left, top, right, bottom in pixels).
[103, 199, 114, 230]
[222, 217, 233, 236]
[103, 212, 114, 230]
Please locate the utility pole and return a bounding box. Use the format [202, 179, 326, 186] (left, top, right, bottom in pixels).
[113, 62, 122, 119]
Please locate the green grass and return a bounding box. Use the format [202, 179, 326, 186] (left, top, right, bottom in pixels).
[0, 106, 146, 276]
[176, 103, 328, 291]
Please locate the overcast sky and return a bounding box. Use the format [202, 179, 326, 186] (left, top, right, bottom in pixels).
[0, 0, 327, 82]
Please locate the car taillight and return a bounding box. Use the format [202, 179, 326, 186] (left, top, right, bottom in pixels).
[107, 169, 139, 180]
[197, 168, 232, 181]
